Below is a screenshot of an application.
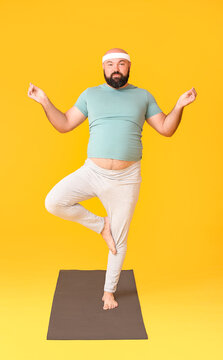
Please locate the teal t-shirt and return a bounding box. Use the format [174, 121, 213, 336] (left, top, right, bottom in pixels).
[74, 83, 162, 161]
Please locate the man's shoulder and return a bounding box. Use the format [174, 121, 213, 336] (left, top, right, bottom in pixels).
[82, 84, 103, 96]
[125, 85, 153, 98]
[135, 86, 152, 95]
[87, 84, 103, 91]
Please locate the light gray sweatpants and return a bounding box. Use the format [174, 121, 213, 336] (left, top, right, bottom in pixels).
[44, 158, 142, 293]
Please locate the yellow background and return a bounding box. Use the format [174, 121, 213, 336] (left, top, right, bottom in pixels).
[1, 0, 222, 358]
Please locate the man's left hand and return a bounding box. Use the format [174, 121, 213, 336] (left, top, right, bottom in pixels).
[177, 87, 197, 108]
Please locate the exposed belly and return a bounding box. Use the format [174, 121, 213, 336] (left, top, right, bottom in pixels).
[89, 157, 136, 170]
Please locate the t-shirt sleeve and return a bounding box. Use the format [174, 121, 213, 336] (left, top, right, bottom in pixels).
[145, 90, 162, 119]
[74, 88, 88, 117]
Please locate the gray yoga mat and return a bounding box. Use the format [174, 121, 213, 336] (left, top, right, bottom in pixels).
[46, 269, 148, 340]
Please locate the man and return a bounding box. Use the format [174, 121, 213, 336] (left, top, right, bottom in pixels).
[28, 48, 197, 310]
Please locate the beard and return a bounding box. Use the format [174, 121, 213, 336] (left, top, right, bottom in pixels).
[103, 67, 130, 89]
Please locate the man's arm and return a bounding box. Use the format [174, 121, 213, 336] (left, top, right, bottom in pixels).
[41, 97, 68, 133]
[146, 87, 197, 137]
[42, 98, 87, 133]
[64, 105, 87, 132]
[162, 104, 184, 137]
[146, 112, 167, 136]
[146, 105, 183, 137]
[27, 82, 87, 133]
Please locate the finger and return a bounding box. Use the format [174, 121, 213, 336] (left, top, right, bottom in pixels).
[192, 89, 197, 97]
[192, 87, 197, 96]
[191, 89, 195, 96]
[28, 87, 33, 95]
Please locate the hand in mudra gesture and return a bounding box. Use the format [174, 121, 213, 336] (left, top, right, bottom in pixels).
[177, 87, 197, 108]
[27, 82, 47, 104]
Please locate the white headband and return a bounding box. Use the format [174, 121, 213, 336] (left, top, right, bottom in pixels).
[102, 53, 131, 64]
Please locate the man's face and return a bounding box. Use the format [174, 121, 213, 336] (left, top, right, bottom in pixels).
[103, 58, 131, 89]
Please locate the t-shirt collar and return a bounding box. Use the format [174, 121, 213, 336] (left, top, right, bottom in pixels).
[102, 83, 135, 90]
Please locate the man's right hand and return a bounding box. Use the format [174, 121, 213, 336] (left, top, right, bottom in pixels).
[27, 82, 47, 105]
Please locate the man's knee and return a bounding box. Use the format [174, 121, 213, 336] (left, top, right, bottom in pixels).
[45, 191, 80, 215]
[44, 191, 67, 214]
[44, 192, 58, 214]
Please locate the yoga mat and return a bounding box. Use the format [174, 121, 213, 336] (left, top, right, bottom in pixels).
[46, 269, 148, 340]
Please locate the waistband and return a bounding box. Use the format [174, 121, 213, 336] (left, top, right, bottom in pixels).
[84, 158, 141, 176]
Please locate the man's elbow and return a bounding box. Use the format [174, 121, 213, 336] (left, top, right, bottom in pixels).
[59, 128, 69, 133]
[160, 116, 173, 137]
[162, 123, 174, 137]
[163, 129, 174, 137]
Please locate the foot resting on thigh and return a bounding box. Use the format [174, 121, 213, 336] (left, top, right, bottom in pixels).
[100, 216, 117, 255]
[102, 291, 118, 310]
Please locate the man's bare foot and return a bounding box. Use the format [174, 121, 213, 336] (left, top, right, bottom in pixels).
[100, 216, 117, 255]
[102, 291, 118, 310]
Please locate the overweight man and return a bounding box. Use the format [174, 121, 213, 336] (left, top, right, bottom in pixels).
[28, 48, 197, 310]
